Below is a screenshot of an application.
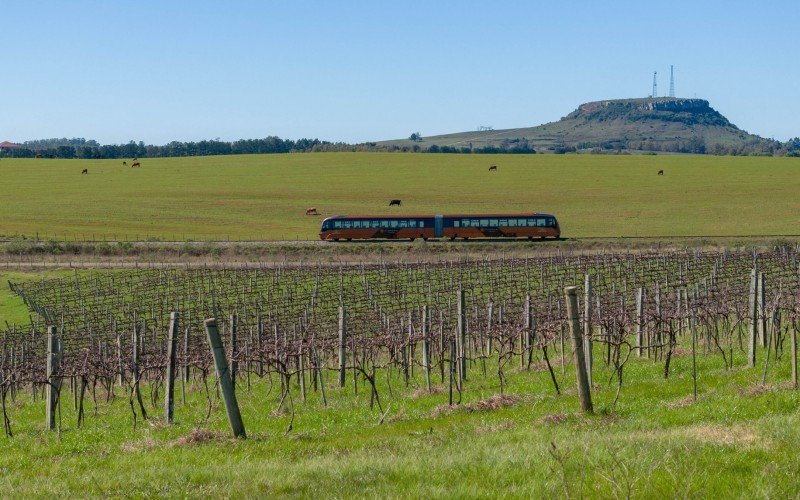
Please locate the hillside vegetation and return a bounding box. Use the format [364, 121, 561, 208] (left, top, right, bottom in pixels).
[383, 98, 790, 155]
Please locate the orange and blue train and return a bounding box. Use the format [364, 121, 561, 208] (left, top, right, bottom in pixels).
[319, 213, 560, 241]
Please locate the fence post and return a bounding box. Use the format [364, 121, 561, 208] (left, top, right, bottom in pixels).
[204, 318, 246, 438]
[791, 327, 798, 389]
[565, 286, 593, 413]
[636, 287, 645, 357]
[422, 304, 431, 391]
[45, 326, 61, 430]
[229, 314, 238, 392]
[457, 287, 467, 381]
[164, 312, 179, 423]
[338, 305, 347, 387]
[758, 272, 766, 348]
[748, 266, 758, 368]
[583, 274, 593, 386]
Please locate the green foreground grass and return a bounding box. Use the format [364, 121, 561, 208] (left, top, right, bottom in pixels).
[2, 153, 800, 240]
[0, 339, 797, 497]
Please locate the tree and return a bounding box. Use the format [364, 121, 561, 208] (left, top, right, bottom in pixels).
[409, 132, 422, 142]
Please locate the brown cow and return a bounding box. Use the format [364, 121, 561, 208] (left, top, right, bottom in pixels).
[305, 207, 319, 216]
[131, 161, 141, 168]
[122, 161, 127, 166]
[489, 165, 497, 171]
[658, 170, 664, 175]
[389, 199, 402, 206]
[81, 169, 88, 174]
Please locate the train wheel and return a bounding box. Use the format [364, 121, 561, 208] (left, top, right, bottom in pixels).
[527, 237, 533, 241]
[422, 237, 428, 241]
[410, 238, 415, 242]
[450, 236, 457, 241]
[333, 238, 340, 242]
[463, 237, 469, 241]
[347, 238, 352, 242]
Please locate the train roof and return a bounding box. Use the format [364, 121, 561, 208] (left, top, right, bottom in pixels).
[323, 213, 556, 220]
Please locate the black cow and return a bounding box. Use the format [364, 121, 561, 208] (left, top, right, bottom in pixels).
[389, 199, 402, 206]
[658, 170, 664, 175]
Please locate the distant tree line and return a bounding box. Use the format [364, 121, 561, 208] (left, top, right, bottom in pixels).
[1, 134, 798, 158]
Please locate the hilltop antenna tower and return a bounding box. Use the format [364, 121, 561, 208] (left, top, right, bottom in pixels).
[652, 71, 658, 98]
[669, 65, 675, 97]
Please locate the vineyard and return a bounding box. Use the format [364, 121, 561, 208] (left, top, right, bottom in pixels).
[2, 247, 798, 439]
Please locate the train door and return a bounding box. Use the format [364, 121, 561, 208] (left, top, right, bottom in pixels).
[434, 215, 444, 238]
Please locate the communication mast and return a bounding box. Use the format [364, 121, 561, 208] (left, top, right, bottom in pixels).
[652, 71, 658, 98]
[669, 65, 675, 97]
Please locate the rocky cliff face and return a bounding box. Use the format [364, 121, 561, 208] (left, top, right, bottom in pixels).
[569, 98, 733, 128]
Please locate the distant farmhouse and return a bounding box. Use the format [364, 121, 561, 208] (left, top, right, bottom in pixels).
[0, 141, 21, 151]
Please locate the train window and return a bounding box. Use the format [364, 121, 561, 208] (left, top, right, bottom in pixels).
[471, 219, 479, 227]
[399, 220, 408, 228]
[419, 221, 425, 228]
[390, 220, 398, 228]
[409, 220, 417, 228]
[454, 221, 460, 228]
[536, 218, 545, 227]
[499, 219, 508, 227]
[548, 218, 555, 227]
[380, 220, 389, 228]
[343, 220, 351, 228]
[368, 220, 377, 228]
[526, 219, 535, 226]
[334, 221, 342, 228]
[480, 219, 489, 227]
[489, 219, 498, 226]
[461, 219, 468, 227]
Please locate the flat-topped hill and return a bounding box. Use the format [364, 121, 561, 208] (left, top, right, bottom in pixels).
[382, 98, 773, 154]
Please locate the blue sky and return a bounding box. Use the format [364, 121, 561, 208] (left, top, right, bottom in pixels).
[2, 0, 798, 144]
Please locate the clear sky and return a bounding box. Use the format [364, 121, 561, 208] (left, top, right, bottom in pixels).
[2, 0, 798, 145]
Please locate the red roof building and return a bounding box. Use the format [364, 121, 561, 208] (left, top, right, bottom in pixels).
[0, 141, 21, 149]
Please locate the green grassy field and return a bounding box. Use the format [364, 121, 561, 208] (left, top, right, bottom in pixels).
[0, 321, 796, 495]
[1, 153, 799, 241]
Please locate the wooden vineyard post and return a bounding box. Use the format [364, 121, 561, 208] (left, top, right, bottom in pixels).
[422, 304, 431, 392]
[164, 312, 179, 424]
[204, 319, 246, 438]
[583, 274, 593, 387]
[758, 272, 767, 349]
[565, 286, 593, 414]
[791, 327, 798, 389]
[457, 287, 467, 381]
[45, 326, 61, 430]
[338, 305, 347, 387]
[636, 287, 645, 358]
[524, 294, 534, 369]
[748, 266, 758, 368]
[229, 314, 238, 392]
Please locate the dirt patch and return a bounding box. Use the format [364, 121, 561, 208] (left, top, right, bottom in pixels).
[465, 394, 521, 412]
[410, 386, 445, 398]
[429, 394, 522, 418]
[539, 413, 569, 425]
[171, 428, 224, 447]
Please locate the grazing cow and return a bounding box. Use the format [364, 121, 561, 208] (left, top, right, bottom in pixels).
[81, 169, 88, 174]
[131, 161, 141, 168]
[389, 199, 402, 206]
[133, 157, 138, 161]
[658, 170, 664, 175]
[122, 161, 127, 166]
[35, 153, 42, 159]
[489, 165, 497, 171]
[305, 207, 318, 216]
